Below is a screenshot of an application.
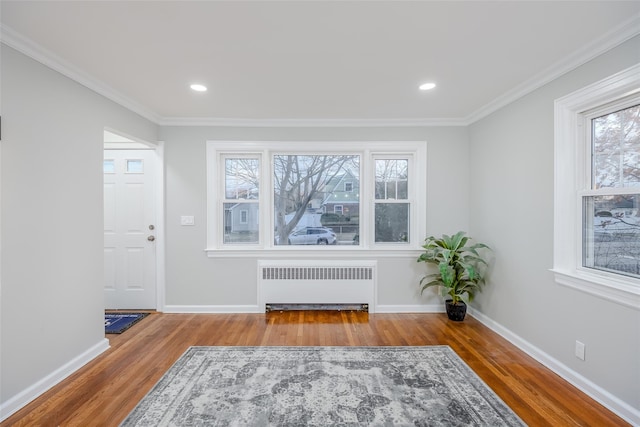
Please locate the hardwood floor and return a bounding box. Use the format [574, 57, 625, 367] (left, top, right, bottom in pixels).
[1, 311, 630, 426]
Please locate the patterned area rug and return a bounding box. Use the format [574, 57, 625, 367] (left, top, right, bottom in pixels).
[121, 346, 526, 426]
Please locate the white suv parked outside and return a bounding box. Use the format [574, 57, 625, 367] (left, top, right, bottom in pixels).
[287, 227, 337, 245]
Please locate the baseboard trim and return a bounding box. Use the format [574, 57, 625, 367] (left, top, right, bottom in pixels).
[375, 304, 445, 313]
[163, 305, 263, 313]
[468, 307, 640, 426]
[163, 304, 444, 314]
[0, 338, 110, 422]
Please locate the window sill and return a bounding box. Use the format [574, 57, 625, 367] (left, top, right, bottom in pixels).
[205, 247, 423, 259]
[551, 268, 640, 310]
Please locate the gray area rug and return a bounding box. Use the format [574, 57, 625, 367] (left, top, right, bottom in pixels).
[121, 346, 526, 426]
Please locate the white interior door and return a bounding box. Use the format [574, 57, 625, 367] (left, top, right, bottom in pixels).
[104, 149, 156, 309]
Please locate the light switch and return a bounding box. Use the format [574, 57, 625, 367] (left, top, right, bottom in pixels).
[181, 216, 195, 226]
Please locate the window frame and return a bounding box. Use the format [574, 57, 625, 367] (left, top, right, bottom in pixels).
[581, 101, 640, 277]
[206, 140, 427, 257]
[372, 156, 413, 245]
[553, 64, 640, 310]
[212, 150, 264, 248]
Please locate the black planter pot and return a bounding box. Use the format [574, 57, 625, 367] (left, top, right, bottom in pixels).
[445, 300, 467, 321]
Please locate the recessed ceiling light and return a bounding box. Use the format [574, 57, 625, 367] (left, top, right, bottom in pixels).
[419, 83, 436, 91]
[190, 84, 207, 92]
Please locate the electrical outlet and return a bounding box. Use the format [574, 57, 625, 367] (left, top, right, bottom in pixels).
[575, 340, 586, 361]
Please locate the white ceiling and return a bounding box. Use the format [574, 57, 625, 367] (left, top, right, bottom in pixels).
[1, 1, 639, 125]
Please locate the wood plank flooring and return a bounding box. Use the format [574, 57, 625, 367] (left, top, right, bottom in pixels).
[1, 312, 630, 426]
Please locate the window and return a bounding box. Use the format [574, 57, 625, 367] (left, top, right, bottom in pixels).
[103, 159, 115, 173]
[126, 159, 143, 173]
[583, 104, 640, 278]
[223, 156, 260, 244]
[206, 141, 426, 254]
[272, 154, 358, 247]
[374, 158, 410, 243]
[554, 64, 640, 309]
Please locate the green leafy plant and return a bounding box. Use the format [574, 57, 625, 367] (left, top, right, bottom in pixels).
[417, 231, 491, 305]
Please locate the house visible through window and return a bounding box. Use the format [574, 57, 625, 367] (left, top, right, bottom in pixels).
[375, 158, 410, 243]
[273, 154, 359, 247]
[223, 156, 260, 244]
[206, 141, 426, 252]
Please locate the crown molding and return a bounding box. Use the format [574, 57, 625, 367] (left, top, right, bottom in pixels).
[2, 12, 638, 129]
[1, 23, 463, 128]
[464, 13, 640, 125]
[0, 24, 163, 125]
[158, 116, 467, 127]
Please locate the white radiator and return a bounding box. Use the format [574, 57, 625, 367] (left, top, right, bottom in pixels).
[258, 260, 376, 313]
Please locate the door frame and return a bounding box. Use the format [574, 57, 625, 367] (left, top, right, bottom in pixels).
[104, 128, 165, 311]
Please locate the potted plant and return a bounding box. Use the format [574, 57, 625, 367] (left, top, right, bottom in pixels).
[417, 231, 491, 321]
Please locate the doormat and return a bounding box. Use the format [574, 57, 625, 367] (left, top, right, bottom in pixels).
[105, 312, 148, 334]
[120, 346, 526, 426]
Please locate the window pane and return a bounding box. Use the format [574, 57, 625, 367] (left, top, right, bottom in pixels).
[592, 104, 640, 189]
[375, 159, 408, 199]
[583, 194, 640, 278]
[126, 159, 143, 173]
[225, 158, 260, 199]
[103, 159, 115, 173]
[223, 203, 259, 244]
[273, 154, 359, 246]
[375, 203, 409, 243]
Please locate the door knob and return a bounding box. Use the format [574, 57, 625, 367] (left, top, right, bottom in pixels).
[147, 235, 155, 242]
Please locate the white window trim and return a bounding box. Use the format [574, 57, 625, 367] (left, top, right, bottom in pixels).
[553, 63, 640, 310]
[206, 141, 427, 257]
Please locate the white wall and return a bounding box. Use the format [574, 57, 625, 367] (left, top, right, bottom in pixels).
[468, 35, 640, 418]
[0, 46, 158, 416]
[159, 126, 470, 310]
